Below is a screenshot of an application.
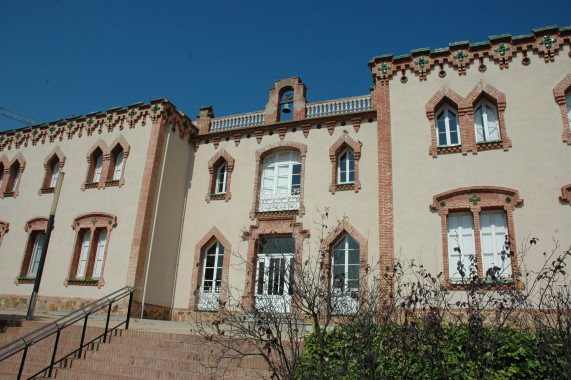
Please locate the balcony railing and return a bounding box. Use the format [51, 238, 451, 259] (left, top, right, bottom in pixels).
[306, 95, 372, 119]
[210, 111, 265, 131]
[258, 189, 300, 212]
[198, 286, 220, 310]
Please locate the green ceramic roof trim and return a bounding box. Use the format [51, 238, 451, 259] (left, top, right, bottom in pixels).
[431, 47, 449, 54]
[200, 105, 213, 110]
[488, 33, 512, 42]
[449, 41, 469, 48]
[368, 53, 394, 63]
[411, 47, 430, 54]
[532, 25, 559, 33]
[512, 34, 534, 41]
[560, 26, 571, 32]
[128, 102, 144, 108]
[469, 41, 491, 48]
[107, 107, 123, 112]
[393, 53, 411, 61]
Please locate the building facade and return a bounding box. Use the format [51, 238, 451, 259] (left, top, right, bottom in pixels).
[0, 25, 570, 320]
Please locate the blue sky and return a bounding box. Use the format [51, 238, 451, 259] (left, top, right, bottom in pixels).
[1, 0, 569, 132]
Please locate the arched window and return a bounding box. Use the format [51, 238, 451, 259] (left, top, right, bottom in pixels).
[4, 159, 22, 197]
[112, 150, 124, 180]
[566, 92, 571, 128]
[18, 217, 48, 282]
[259, 151, 301, 212]
[0, 162, 4, 190]
[337, 148, 355, 184]
[332, 234, 360, 293]
[206, 149, 234, 202]
[436, 105, 460, 146]
[474, 100, 500, 142]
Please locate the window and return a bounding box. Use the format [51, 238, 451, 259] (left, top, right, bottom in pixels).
[40, 147, 66, 195]
[206, 149, 234, 202]
[0, 162, 4, 190]
[93, 154, 103, 182]
[251, 142, 307, 217]
[331, 234, 360, 314]
[197, 241, 225, 310]
[3, 154, 25, 198]
[553, 73, 571, 144]
[431, 187, 522, 288]
[106, 143, 127, 187]
[0, 220, 8, 249]
[17, 217, 48, 283]
[66, 213, 117, 287]
[255, 236, 295, 313]
[436, 105, 460, 147]
[215, 162, 228, 194]
[474, 100, 500, 142]
[83, 137, 130, 190]
[337, 149, 355, 184]
[259, 151, 301, 212]
[427, 84, 510, 156]
[191, 227, 231, 311]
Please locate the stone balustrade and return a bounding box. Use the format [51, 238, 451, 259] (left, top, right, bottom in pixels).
[210, 111, 265, 131]
[306, 95, 372, 119]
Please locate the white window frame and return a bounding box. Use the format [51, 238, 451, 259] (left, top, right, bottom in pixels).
[92, 155, 103, 182]
[479, 211, 511, 278]
[337, 148, 355, 184]
[436, 105, 460, 147]
[27, 233, 46, 277]
[259, 151, 301, 212]
[49, 162, 60, 188]
[112, 151, 124, 181]
[566, 92, 571, 128]
[92, 230, 107, 278]
[215, 162, 228, 194]
[76, 231, 91, 278]
[447, 213, 476, 280]
[474, 100, 500, 143]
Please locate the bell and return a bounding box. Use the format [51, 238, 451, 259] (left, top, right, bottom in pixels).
[282, 103, 291, 114]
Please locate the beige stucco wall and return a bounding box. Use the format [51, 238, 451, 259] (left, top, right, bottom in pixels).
[0, 117, 155, 300]
[390, 48, 571, 279]
[143, 128, 193, 308]
[174, 119, 380, 310]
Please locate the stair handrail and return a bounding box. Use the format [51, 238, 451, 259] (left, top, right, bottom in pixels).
[0, 286, 137, 379]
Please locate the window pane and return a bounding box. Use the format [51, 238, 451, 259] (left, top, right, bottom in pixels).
[348, 265, 359, 281]
[113, 151, 124, 180]
[204, 268, 214, 282]
[206, 254, 215, 268]
[257, 261, 265, 294]
[437, 117, 448, 146]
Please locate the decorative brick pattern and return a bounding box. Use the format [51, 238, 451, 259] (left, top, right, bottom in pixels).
[264, 77, 307, 124]
[560, 183, 571, 205]
[249, 141, 308, 219]
[328, 133, 362, 194]
[553, 73, 571, 144]
[15, 216, 49, 285]
[430, 186, 523, 289]
[64, 213, 118, 289]
[426, 82, 511, 157]
[241, 216, 309, 311]
[188, 226, 232, 311]
[205, 148, 234, 203]
[373, 79, 395, 295]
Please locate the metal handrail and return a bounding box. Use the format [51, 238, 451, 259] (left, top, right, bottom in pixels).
[0, 286, 137, 379]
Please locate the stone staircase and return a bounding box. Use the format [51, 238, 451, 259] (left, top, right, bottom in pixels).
[0, 319, 272, 379]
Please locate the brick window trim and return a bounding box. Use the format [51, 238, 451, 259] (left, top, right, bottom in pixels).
[205, 149, 235, 203]
[250, 141, 308, 219]
[329, 133, 362, 194]
[320, 219, 369, 295]
[0, 153, 26, 199]
[81, 136, 130, 191]
[430, 186, 523, 290]
[64, 212, 118, 289]
[241, 216, 309, 312]
[189, 226, 232, 310]
[553, 73, 571, 144]
[15, 217, 49, 285]
[560, 183, 571, 205]
[39, 146, 66, 195]
[426, 82, 511, 158]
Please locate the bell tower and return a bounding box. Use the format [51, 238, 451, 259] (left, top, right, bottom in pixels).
[264, 77, 307, 124]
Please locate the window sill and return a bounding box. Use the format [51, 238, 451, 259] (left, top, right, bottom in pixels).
[436, 144, 463, 155]
[476, 140, 504, 151]
[16, 277, 35, 284]
[65, 278, 102, 287]
[40, 187, 55, 194]
[445, 278, 516, 291]
[84, 182, 99, 189]
[335, 183, 356, 191]
[209, 193, 226, 201]
[105, 179, 120, 187]
[3, 191, 15, 198]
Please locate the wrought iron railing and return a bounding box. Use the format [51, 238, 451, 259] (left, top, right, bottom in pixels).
[0, 286, 137, 380]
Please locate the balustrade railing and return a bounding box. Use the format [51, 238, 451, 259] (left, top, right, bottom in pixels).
[258, 189, 300, 212]
[210, 111, 265, 131]
[197, 286, 220, 310]
[306, 95, 372, 119]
